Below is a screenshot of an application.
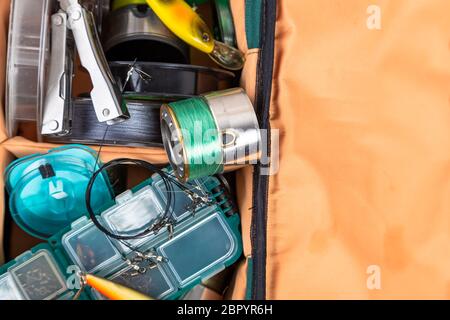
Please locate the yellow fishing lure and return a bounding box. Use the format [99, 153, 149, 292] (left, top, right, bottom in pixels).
[146, 0, 245, 70]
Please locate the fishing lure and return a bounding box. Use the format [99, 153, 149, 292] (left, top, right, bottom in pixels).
[145, 0, 245, 70]
[81, 273, 154, 300]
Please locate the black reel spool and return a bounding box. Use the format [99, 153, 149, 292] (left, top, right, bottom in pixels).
[102, 4, 190, 63]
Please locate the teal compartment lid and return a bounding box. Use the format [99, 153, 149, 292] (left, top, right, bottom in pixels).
[106, 263, 175, 300]
[101, 185, 164, 251]
[61, 217, 124, 276]
[8, 249, 68, 300]
[5, 145, 113, 239]
[158, 211, 238, 287]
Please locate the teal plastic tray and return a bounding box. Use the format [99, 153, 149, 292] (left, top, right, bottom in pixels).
[51, 174, 242, 300]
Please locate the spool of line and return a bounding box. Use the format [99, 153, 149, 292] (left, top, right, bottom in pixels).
[45, 98, 163, 147]
[160, 88, 262, 182]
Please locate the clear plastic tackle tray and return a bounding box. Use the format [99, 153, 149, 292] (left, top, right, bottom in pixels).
[58, 176, 242, 300]
[61, 217, 124, 276]
[0, 249, 69, 300]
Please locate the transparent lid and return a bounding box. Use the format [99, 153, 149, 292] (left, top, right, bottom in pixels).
[107, 263, 175, 300]
[0, 274, 24, 300]
[152, 174, 206, 222]
[101, 185, 164, 250]
[6, 146, 112, 239]
[6, 0, 54, 136]
[5, 145, 100, 191]
[9, 250, 67, 300]
[158, 212, 235, 286]
[62, 218, 122, 275]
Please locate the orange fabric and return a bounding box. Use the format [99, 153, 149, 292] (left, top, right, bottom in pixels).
[267, 0, 450, 299]
[2, 136, 168, 163]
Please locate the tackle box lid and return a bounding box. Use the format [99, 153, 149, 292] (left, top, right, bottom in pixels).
[100, 184, 164, 251]
[61, 217, 124, 276]
[5, 145, 113, 240]
[8, 249, 68, 300]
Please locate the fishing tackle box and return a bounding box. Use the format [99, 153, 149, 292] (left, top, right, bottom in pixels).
[49, 173, 242, 300]
[1, 141, 240, 300]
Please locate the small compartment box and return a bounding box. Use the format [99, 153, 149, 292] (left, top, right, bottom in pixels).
[158, 211, 239, 287]
[57, 176, 242, 300]
[62, 217, 123, 276]
[152, 174, 208, 222]
[0, 249, 69, 300]
[101, 185, 164, 250]
[0, 274, 23, 300]
[107, 263, 175, 300]
[5, 145, 113, 239]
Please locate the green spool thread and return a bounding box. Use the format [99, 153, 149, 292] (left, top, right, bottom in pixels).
[168, 97, 224, 180]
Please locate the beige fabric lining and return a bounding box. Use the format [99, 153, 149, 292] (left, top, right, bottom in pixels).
[266, 0, 450, 299]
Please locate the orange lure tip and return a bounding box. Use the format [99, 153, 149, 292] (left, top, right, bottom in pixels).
[85, 274, 154, 300]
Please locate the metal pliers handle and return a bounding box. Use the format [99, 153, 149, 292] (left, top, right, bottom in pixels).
[42, 0, 129, 136]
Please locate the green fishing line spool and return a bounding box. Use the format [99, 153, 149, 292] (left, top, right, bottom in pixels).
[161, 88, 262, 182]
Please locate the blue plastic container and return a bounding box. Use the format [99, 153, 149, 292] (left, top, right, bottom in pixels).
[5, 145, 113, 239]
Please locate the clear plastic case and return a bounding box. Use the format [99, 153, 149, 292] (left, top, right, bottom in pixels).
[57, 177, 242, 300]
[0, 274, 23, 300]
[6, 0, 54, 136]
[101, 185, 164, 250]
[9, 250, 68, 300]
[158, 212, 236, 286]
[62, 217, 123, 275]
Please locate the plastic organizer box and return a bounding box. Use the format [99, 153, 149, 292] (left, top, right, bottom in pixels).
[54, 174, 242, 300]
[1, 148, 242, 300]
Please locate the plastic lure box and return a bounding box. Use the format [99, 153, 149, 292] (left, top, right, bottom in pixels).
[54, 174, 242, 300]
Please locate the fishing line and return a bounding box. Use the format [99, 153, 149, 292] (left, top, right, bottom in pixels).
[165, 97, 224, 180]
[109, 61, 235, 97]
[86, 158, 214, 242]
[45, 98, 163, 147]
[161, 88, 262, 182]
[83, 63, 217, 266]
